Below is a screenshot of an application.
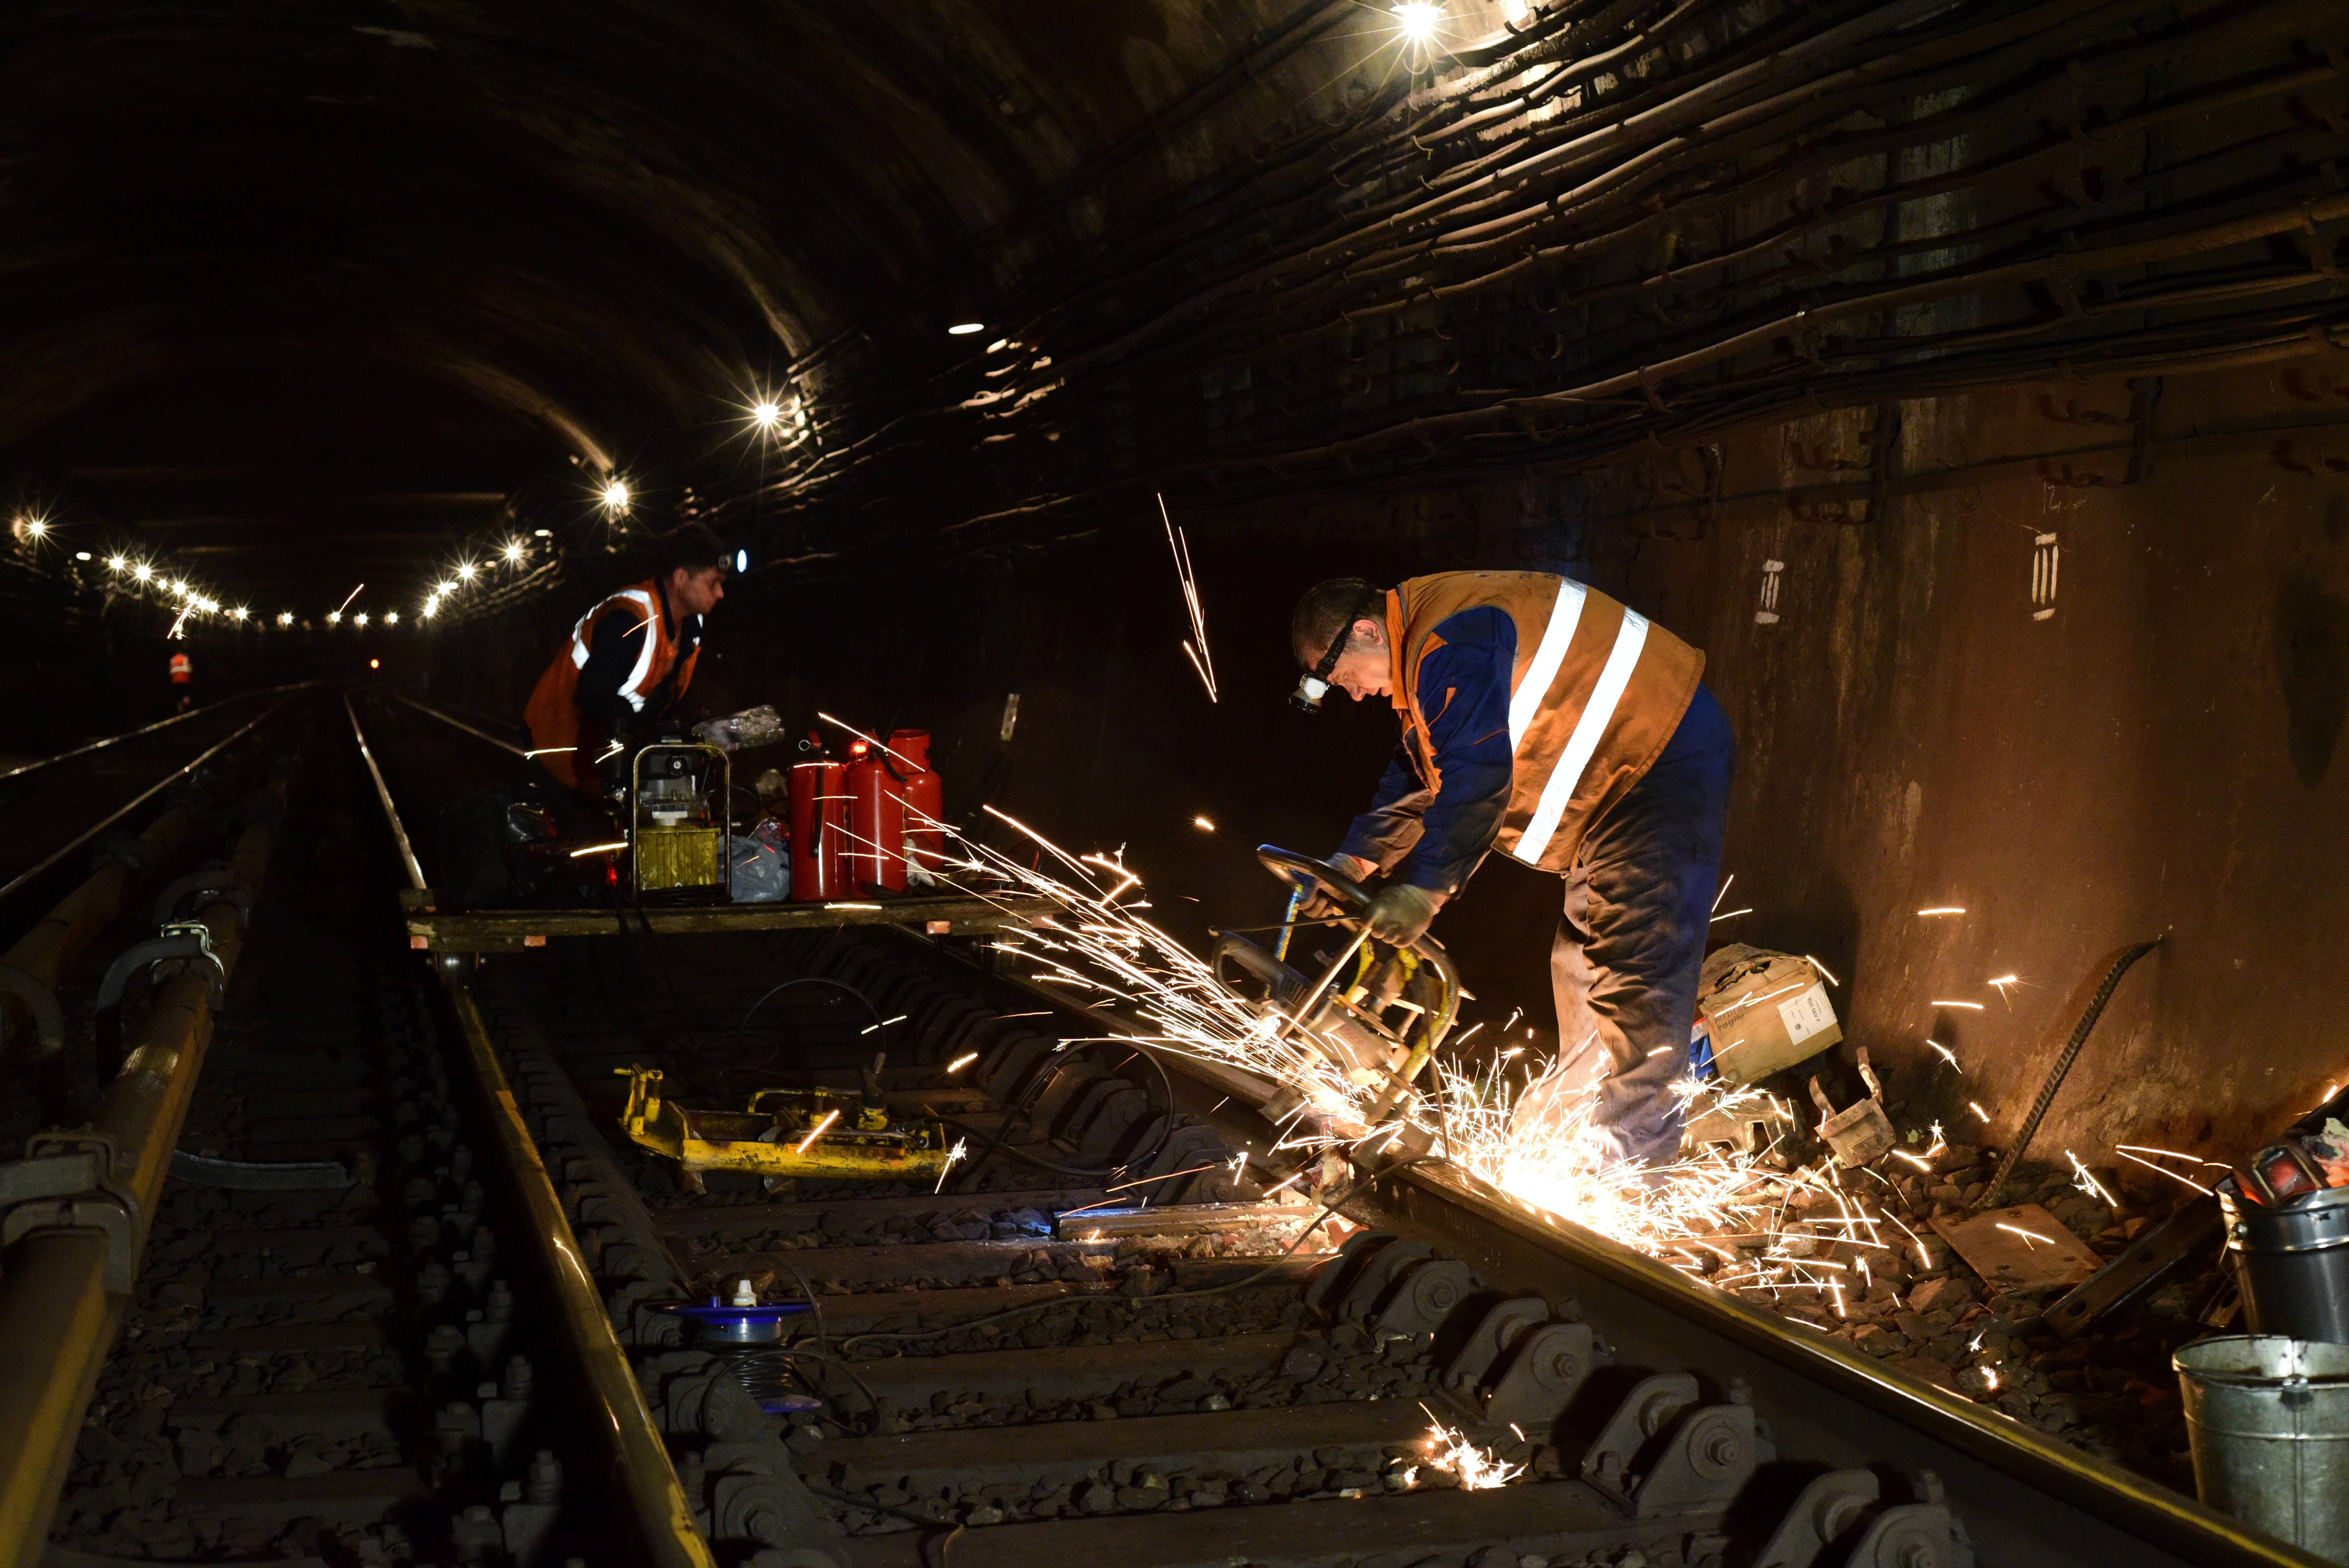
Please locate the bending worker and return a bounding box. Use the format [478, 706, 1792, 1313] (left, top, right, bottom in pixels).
[1290, 572, 1733, 1169]
[523, 523, 729, 834]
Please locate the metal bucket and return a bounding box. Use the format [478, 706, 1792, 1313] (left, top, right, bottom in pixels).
[2174, 1335, 2349, 1562]
[2220, 1178, 2349, 1342]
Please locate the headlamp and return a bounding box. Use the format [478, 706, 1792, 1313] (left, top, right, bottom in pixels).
[1290, 588, 1383, 715]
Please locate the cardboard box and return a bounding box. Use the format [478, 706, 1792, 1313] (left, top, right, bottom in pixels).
[1697, 944, 1841, 1087]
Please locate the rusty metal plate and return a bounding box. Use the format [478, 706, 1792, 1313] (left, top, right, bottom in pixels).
[1930, 1204, 2099, 1293]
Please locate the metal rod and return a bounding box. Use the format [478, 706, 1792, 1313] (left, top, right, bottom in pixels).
[442, 982, 718, 1568]
[0, 783, 282, 1558]
[344, 691, 427, 892]
[0, 691, 263, 787]
[0, 693, 297, 908]
[392, 692, 529, 757]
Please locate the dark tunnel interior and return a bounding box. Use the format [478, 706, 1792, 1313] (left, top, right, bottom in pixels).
[7, 0, 2349, 1205]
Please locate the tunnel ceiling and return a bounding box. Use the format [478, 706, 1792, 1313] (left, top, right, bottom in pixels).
[2, 0, 2347, 629]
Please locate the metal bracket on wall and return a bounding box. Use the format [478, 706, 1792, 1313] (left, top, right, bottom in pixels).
[0, 1128, 145, 1293]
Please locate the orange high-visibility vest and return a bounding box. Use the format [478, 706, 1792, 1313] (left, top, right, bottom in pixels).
[168, 652, 192, 686]
[523, 579, 700, 793]
[1387, 572, 1704, 874]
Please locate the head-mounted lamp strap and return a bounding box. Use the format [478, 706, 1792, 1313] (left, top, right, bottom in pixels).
[1311, 588, 1384, 684]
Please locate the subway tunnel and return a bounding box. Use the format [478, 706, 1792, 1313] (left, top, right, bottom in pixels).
[4, 2, 2349, 1564]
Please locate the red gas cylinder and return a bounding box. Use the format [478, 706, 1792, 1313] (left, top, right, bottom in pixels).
[787, 761, 847, 902]
[889, 730, 945, 872]
[844, 742, 907, 893]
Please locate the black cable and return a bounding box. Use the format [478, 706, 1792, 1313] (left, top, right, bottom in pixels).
[773, 1257, 829, 1357]
[773, 1347, 884, 1434]
[838, 1155, 1433, 1354]
[945, 1040, 1178, 1188]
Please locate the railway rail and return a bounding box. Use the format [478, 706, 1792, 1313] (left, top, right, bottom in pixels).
[2, 690, 2327, 1566]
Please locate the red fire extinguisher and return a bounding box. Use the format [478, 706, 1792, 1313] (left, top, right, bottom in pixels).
[788, 760, 847, 902]
[844, 742, 907, 893]
[889, 730, 944, 873]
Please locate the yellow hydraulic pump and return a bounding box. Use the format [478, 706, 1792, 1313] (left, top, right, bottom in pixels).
[615, 1064, 958, 1182]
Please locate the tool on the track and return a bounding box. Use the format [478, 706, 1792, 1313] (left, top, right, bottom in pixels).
[1212, 846, 1462, 1123]
[628, 741, 731, 900]
[616, 1058, 956, 1183]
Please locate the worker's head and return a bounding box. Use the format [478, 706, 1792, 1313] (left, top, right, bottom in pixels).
[657, 524, 731, 616]
[1290, 578, 1391, 704]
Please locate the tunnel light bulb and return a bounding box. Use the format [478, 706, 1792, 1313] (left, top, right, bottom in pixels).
[133, 563, 152, 581]
[533, 528, 551, 538]
[108, 555, 126, 571]
[277, 611, 293, 626]
[456, 561, 476, 581]
[355, 611, 369, 627]
[503, 540, 524, 563]
[198, 597, 217, 612]
[75, 551, 91, 561]
[946, 322, 984, 336]
[327, 611, 342, 625]
[601, 479, 631, 512]
[23, 518, 45, 538]
[422, 603, 438, 619]
[751, 400, 782, 429]
[231, 606, 248, 620]
[384, 609, 398, 624]
[369, 658, 380, 670]
[1394, 2, 1442, 41]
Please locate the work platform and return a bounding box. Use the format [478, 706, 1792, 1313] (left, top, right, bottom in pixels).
[399, 886, 1050, 952]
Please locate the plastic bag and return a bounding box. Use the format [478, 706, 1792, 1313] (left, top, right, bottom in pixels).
[729, 833, 790, 902]
[693, 704, 784, 753]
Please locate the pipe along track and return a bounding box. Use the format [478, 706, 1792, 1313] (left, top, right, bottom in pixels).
[301, 692, 2329, 1568]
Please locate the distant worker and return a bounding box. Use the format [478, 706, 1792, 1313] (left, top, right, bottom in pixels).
[168, 648, 194, 713]
[523, 524, 729, 834]
[1289, 572, 1734, 1169]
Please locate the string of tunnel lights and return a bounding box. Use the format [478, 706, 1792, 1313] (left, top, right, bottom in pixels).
[4, 0, 1460, 639]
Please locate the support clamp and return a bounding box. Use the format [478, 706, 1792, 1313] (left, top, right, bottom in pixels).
[0, 1128, 145, 1292]
[0, 962, 65, 1055]
[151, 864, 251, 930]
[98, 921, 227, 1015]
[89, 834, 163, 874]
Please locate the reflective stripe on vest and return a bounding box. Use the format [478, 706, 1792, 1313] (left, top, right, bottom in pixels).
[566, 588, 661, 712]
[1506, 581, 1585, 749]
[1508, 608, 1649, 866]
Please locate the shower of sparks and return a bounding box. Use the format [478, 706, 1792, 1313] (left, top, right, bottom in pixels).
[859, 1015, 908, 1035]
[794, 1108, 841, 1154]
[1927, 1040, 1959, 1069]
[945, 1052, 978, 1073]
[1806, 955, 1840, 986]
[2066, 1149, 2117, 1206]
[1917, 907, 1966, 916]
[1968, 1101, 1991, 1123]
[933, 1138, 968, 1194]
[1711, 874, 1734, 912]
[2112, 1148, 2214, 1195]
[566, 841, 628, 858]
[1417, 1410, 1522, 1490]
[332, 583, 365, 618]
[1933, 1000, 1985, 1011]
[1710, 908, 1752, 923]
[903, 806, 2003, 1303]
[1995, 1222, 2053, 1249]
[1158, 493, 1218, 702]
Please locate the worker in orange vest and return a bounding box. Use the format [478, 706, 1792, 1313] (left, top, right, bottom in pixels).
[168, 649, 194, 713]
[1289, 572, 1733, 1170]
[522, 524, 729, 833]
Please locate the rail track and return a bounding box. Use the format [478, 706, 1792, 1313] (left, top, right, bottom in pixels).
[5, 690, 2328, 1566]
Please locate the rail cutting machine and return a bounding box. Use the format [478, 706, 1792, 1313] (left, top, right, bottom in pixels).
[615, 1057, 957, 1183]
[1212, 846, 1463, 1124]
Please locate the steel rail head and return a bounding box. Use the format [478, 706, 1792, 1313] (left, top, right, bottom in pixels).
[0, 692, 300, 908]
[440, 980, 720, 1568]
[344, 690, 428, 892]
[392, 691, 531, 757]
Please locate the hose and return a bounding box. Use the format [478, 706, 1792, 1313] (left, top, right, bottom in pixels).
[945, 1038, 1177, 1187]
[1977, 939, 2160, 1211]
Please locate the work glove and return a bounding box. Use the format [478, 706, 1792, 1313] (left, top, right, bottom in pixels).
[1297, 853, 1375, 920]
[1364, 882, 1443, 946]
